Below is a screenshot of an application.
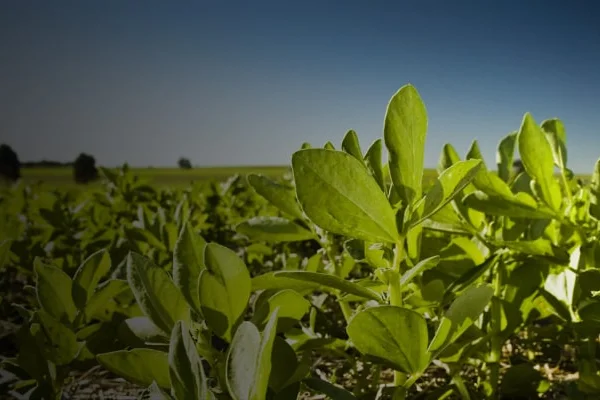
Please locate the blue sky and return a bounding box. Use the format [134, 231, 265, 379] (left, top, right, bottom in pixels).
[1, 1, 600, 172]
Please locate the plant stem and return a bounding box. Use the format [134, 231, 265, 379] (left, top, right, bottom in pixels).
[389, 237, 407, 386]
[489, 257, 505, 399]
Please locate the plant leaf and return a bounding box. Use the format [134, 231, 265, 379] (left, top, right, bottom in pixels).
[247, 174, 305, 220]
[347, 305, 429, 374]
[35, 260, 77, 324]
[236, 217, 316, 242]
[384, 84, 428, 206]
[127, 252, 191, 335]
[173, 223, 206, 314]
[496, 132, 517, 183]
[199, 243, 251, 342]
[72, 249, 111, 309]
[97, 349, 170, 389]
[168, 320, 209, 400]
[292, 149, 400, 243]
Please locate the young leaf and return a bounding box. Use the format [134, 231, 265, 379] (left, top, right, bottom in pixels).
[226, 309, 280, 400]
[173, 223, 206, 314]
[168, 321, 209, 400]
[590, 159, 600, 220]
[252, 289, 310, 332]
[72, 249, 111, 309]
[292, 149, 400, 243]
[541, 118, 567, 169]
[347, 305, 430, 374]
[364, 139, 385, 191]
[274, 271, 382, 302]
[400, 255, 440, 287]
[438, 143, 461, 173]
[496, 132, 517, 183]
[384, 84, 428, 206]
[35, 260, 77, 324]
[411, 160, 483, 226]
[199, 243, 251, 342]
[97, 349, 171, 389]
[127, 252, 191, 335]
[247, 174, 305, 220]
[429, 285, 493, 353]
[236, 217, 316, 242]
[466, 140, 485, 166]
[341, 129, 364, 162]
[33, 310, 83, 366]
[517, 113, 561, 211]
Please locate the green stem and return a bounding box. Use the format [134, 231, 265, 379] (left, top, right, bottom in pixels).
[389, 237, 407, 387]
[561, 167, 573, 204]
[489, 258, 505, 399]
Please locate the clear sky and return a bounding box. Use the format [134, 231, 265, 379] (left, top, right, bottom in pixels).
[1, 1, 600, 173]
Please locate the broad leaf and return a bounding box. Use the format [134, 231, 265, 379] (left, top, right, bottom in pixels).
[541, 118, 567, 169]
[168, 321, 209, 400]
[97, 349, 170, 389]
[127, 252, 191, 335]
[411, 159, 482, 226]
[292, 149, 400, 243]
[429, 285, 493, 353]
[384, 84, 428, 206]
[33, 310, 82, 366]
[347, 305, 429, 374]
[341, 129, 364, 162]
[247, 174, 305, 220]
[199, 243, 251, 341]
[251, 272, 321, 293]
[236, 216, 316, 242]
[274, 271, 382, 302]
[72, 249, 111, 309]
[173, 223, 206, 314]
[226, 310, 279, 400]
[252, 289, 310, 332]
[518, 113, 561, 211]
[496, 132, 517, 183]
[364, 139, 385, 191]
[35, 260, 77, 324]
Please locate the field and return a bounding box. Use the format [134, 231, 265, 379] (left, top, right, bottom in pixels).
[3, 84, 600, 400]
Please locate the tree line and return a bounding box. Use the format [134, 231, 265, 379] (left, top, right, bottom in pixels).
[0, 144, 196, 184]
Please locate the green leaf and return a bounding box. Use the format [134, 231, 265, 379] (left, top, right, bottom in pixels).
[97, 349, 170, 389]
[400, 256, 440, 287]
[33, 310, 83, 366]
[364, 139, 385, 191]
[247, 174, 305, 220]
[438, 143, 461, 173]
[120, 317, 169, 343]
[497, 132, 517, 183]
[302, 378, 358, 400]
[35, 260, 77, 324]
[226, 309, 280, 400]
[541, 118, 567, 169]
[500, 363, 543, 398]
[251, 272, 321, 293]
[347, 305, 429, 374]
[139, 381, 173, 400]
[236, 217, 316, 242]
[269, 337, 299, 392]
[517, 113, 562, 211]
[590, 159, 600, 220]
[384, 84, 428, 206]
[173, 223, 206, 314]
[127, 252, 191, 335]
[292, 149, 400, 243]
[72, 249, 111, 309]
[463, 190, 555, 219]
[168, 321, 209, 400]
[199, 243, 251, 342]
[84, 279, 130, 322]
[429, 285, 493, 353]
[500, 239, 569, 263]
[274, 271, 382, 302]
[341, 129, 364, 162]
[466, 140, 486, 166]
[252, 289, 310, 332]
[411, 159, 482, 226]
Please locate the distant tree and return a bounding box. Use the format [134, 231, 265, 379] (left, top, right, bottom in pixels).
[0, 144, 21, 182]
[73, 153, 99, 184]
[178, 157, 192, 170]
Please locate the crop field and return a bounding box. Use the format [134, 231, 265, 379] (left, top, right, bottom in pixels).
[3, 84, 600, 400]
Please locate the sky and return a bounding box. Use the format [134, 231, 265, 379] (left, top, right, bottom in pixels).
[1, 1, 600, 173]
